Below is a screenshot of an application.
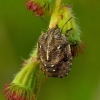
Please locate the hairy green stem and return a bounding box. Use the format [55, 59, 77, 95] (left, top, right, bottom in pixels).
[11, 47, 45, 99]
[49, 0, 62, 28]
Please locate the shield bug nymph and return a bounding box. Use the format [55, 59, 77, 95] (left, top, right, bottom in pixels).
[38, 26, 73, 78]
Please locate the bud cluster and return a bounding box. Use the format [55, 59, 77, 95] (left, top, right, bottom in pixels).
[26, 0, 52, 16]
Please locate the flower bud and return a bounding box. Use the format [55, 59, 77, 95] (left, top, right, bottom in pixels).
[3, 60, 38, 100]
[25, 0, 52, 16]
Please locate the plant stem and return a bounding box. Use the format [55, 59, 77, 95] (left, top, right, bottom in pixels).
[49, 0, 62, 28]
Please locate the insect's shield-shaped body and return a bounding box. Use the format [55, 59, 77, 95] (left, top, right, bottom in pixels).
[38, 27, 73, 78]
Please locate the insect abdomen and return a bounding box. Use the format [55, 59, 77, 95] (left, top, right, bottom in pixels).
[38, 27, 73, 78]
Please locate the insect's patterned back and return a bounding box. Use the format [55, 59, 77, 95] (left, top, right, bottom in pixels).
[38, 27, 73, 78]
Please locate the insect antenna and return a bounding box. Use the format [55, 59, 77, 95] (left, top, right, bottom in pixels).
[39, 16, 48, 26]
[61, 17, 73, 32]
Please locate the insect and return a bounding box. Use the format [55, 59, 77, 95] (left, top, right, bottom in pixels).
[38, 18, 73, 78]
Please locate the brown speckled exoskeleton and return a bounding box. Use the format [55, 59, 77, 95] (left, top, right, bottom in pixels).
[38, 27, 73, 78]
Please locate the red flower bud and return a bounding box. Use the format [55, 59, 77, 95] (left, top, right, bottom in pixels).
[25, 0, 52, 17]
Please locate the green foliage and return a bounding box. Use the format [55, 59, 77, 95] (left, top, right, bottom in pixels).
[0, 0, 100, 100]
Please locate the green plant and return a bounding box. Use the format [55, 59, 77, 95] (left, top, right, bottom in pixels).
[3, 0, 84, 100]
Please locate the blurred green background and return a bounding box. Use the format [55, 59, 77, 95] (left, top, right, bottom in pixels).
[0, 0, 100, 100]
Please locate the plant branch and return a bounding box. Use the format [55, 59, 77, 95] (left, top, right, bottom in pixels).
[49, 0, 62, 28]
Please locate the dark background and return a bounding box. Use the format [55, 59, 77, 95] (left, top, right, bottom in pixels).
[0, 0, 100, 100]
